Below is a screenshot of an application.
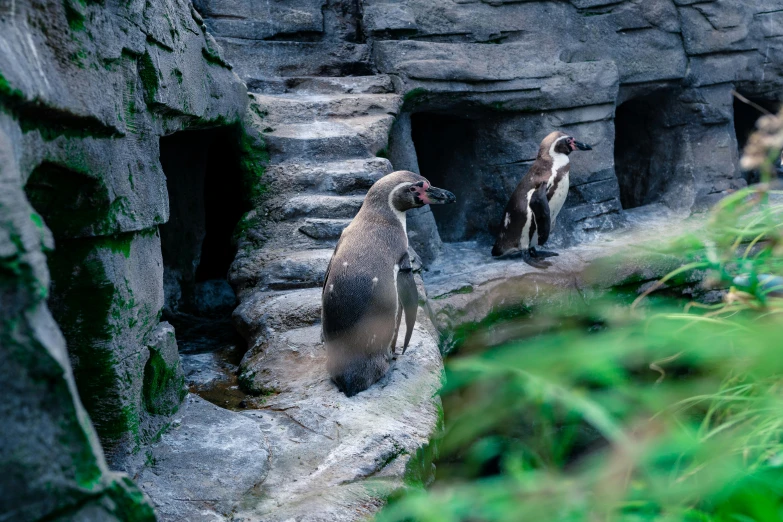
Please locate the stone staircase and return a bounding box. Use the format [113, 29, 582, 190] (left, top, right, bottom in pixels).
[218, 79, 444, 521]
[231, 79, 402, 294]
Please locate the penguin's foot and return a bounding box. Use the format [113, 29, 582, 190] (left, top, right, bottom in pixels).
[522, 249, 552, 269]
[528, 246, 559, 259]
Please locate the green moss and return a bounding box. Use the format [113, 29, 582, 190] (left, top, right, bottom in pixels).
[64, 0, 87, 31]
[101, 234, 134, 258]
[29, 213, 44, 229]
[103, 476, 156, 521]
[44, 232, 154, 449]
[25, 163, 112, 238]
[201, 47, 232, 69]
[69, 49, 88, 68]
[237, 368, 279, 396]
[142, 344, 186, 415]
[237, 124, 270, 205]
[19, 115, 118, 141]
[403, 87, 428, 104]
[0, 232, 47, 300]
[232, 210, 263, 248]
[0, 72, 25, 104]
[71, 425, 104, 490]
[137, 51, 159, 104]
[431, 285, 474, 300]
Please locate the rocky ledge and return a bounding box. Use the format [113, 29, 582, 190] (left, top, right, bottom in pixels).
[133, 276, 443, 522]
[134, 203, 717, 522]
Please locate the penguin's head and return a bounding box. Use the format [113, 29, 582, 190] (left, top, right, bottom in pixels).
[542, 131, 593, 157]
[373, 170, 456, 212]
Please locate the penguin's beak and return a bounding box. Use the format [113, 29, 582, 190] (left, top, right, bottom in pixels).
[573, 141, 592, 151]
[425, 186, 456, 205]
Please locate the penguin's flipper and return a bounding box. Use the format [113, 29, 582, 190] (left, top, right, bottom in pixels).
[529, 183, 551, 246]
[397, 252, 418, 355]
[322, 235, 345, 295]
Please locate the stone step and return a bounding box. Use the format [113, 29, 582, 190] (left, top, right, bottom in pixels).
[247, 75, 396, 95]
[263, 115, 393, 162]
[297, 218, 352, 240]
[266, 158, 392, 195]
[251, 93, 401, 124]
[282, 195, 364, 220]
[232, 287, 323, 344]
[259, 249, 333, 291]
[216, 40, 374, 88]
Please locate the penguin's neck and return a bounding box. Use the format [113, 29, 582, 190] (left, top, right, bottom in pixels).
[547, 141, 570, 186]
[387, 183, 409, 238]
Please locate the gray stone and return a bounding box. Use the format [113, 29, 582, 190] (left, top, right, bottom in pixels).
[130, 395, 271, 522]
[45, 230, 176, 467]
[363, 4, 419, 34]
[234, 289, 443, 522]
[0, 121, 155, 521]
[424, 205, 695, 341]
[282, 195, 365, 220]
[181, 352, 228, 387]
[194, 280, 238, 316]
[6, 0, 783, 521]
[194, 0, 326, 40]
[298, 218, 352, 240]
[233, 287, 323, 346]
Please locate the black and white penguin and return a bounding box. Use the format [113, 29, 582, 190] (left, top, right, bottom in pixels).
[322, 170, 456, 397]
[492, 131, 592, 258]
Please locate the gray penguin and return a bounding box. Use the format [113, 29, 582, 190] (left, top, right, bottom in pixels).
[322, 170, 456, 397]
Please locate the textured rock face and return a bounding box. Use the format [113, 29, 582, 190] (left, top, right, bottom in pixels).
[3, 1, 782, 522]
[181, 1, 783, 521]
[232, 285, 443, 522]
[0, 0, 246, 518]
[207, 0, 779, 259]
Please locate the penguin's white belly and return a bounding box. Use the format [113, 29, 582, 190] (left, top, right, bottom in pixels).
[549, 171, 569, 223]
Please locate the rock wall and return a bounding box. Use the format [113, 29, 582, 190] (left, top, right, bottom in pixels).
[3, 0, 782, 521]
[0, 0, 247, 518]
[206, 0, 782, 261]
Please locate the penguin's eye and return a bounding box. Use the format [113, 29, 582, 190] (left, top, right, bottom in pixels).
[409, 186, 417, 192]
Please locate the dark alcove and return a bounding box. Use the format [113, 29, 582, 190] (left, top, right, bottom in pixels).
[733, 95, 780, 184]
[158, 127, 247, 317]
[158, 126, 250, 402]
[614, 90, 680, 210]
[410, 112, 479, 242]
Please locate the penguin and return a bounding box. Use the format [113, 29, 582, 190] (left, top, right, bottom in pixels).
[492, 131, 592, 258]
[322, 170, 456, 397]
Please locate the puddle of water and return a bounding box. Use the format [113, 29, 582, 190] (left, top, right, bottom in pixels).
[168, 314, 270, 411]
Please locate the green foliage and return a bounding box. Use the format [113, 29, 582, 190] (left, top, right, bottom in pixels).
[378, 180, 783, 521]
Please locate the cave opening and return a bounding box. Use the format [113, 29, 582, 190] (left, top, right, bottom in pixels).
[733, 94, 780, 184]
[159, 126, 250, 408]
[410, 112, 480, 242]
[613, 91, 680, 210]
[159, 127, 247, 317]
